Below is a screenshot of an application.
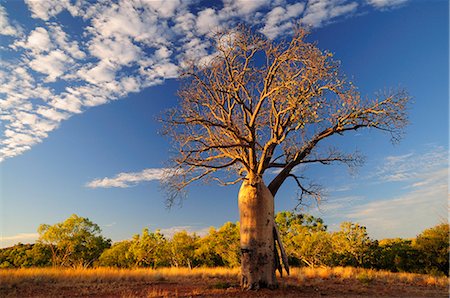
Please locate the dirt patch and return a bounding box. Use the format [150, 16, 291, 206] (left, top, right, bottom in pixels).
[1, 270, 448, 297]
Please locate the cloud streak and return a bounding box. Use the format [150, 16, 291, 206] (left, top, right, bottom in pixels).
[86, 168, 171, 188]
[374, 145, 447, 184]
[345, 167, 447, 239]
[159, 225, 210, 238]
[0, 0, 408, 162]
[367, 0, 408, 9]
[318, 145, 448, 239]
[0, 5, 22, 36]
[0, 233, 39, 248]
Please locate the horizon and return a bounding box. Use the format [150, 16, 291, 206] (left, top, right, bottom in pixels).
[0, 0, 448, 249]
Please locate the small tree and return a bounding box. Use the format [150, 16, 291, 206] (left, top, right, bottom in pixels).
[331, 222, 375, 267]
[275, 212, 331, 267]
[98, 240, 135, 268]
[129, 228, 169, 268]
[413, 223, 449, 276]
[196, 222, 240, 267]
[377, 238, 419, 272]
[37, 214, 111, 267]
[168, 231, 199, 269]
[163, 26, 409, 289]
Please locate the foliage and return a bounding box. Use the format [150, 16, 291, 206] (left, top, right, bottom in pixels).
[97, 241, 134, 268]
[377, 238, 420, 273]
[195, 222, 240, 267]
[0, 243, 51, 268]
[413, 223, 449, 276]
[37, 214, 111, 267]
[129, 229, 170, 268]
[169, 231, 199, 268]
[275, 211, 331, 267]
[3, 213, 448, 276]
[330, 222, 376, 268]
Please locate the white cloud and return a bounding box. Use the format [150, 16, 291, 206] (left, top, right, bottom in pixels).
[196, 8, 220, 35]
[0, 233, 39, 248]
[24, 0, 86, 20]
[88, 36, 141, 66]
[0, 5, 21, 36]
[261, 3, 305, 39]
[48, 25, 86, 59]
[49, 93, 83, 113]
[36, 107, 70, 122]
[145, 0, 181, 18]
[104, 222, 116, 228]
[86, 168, 173, 188]
[159, 225, 210, 238]
[14, 27, 52, 53]
[345, 168, 447, 239]
[0, 0, 410, 162]
[318, 145, 448, 239]
[120, 76, 140, 93]
[375, 145, 447, 184]
[29, 50, 73, 82]
[367, 0, 408, 8]
[173, 11, 196, 37]
[329, 2, 358, 18]
[76, 60, 117, 85]
[301, 1, 358, 27]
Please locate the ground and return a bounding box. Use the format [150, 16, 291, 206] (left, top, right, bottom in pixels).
[0, 267, 448, 297]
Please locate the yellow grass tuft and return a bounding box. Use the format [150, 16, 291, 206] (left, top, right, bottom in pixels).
[288, 266, 449, 288]
[0, 266, 241, 285]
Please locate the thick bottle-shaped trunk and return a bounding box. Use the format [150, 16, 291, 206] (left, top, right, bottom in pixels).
[238, 180, 276, 289]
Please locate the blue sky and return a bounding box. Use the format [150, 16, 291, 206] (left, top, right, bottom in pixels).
[0, 0, 448, 248]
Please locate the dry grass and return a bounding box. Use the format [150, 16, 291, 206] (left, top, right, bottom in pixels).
[290, 266, 449, 287]
[1, 266, 448, 297]
[0, 266, 239, 283]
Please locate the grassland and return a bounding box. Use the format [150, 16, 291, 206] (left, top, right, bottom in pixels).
[0, 266, 448, 297]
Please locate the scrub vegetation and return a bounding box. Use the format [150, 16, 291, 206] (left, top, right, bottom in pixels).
[0, 211, 449, 279]
[0, 266, 447, 297]
[0, 213, 448, 297]
[1, 213, 448, 277]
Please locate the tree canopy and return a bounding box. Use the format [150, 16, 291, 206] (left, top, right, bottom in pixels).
[163, 25, 409, 203]
[37, 214, 111, 267]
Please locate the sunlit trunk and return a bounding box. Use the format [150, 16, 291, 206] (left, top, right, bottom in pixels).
[238, 179, 276, 290]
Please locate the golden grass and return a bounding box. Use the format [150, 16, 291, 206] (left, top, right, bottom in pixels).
[289, 266, 449, 287]
[1, 266, 448, 298]
[0, 266, 240, 284]
[0, 266, 447, 288]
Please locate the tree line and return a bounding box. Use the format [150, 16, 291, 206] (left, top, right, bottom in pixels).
[1, 213, 448, 276]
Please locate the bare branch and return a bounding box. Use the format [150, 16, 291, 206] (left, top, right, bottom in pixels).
[161, 25, 410, 204]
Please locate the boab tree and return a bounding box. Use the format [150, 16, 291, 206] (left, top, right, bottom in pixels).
[162, 26, 409, 289]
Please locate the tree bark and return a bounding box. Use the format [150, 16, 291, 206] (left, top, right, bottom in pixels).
[238, 179, 276, 290]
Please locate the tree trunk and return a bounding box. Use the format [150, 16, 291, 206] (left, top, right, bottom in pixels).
[238, 179, 276, 290]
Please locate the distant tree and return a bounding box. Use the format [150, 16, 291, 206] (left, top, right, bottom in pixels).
[0, 243, 51, 268]
[98, 240, 135, 268]
[413, 223, 449, 276]
[38, 214, 111, 267]
[331, 222, 375, 267]
[196, 222, 240, 267]
[275, 212, 331, 267]
[26, 243, 52, 267]
[162, 25, 409, 289]
[377, 238, 420, 272]
[169, 231, 199, 269]
[275, 211, 327, 235]
[129, 229, 170, 268]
